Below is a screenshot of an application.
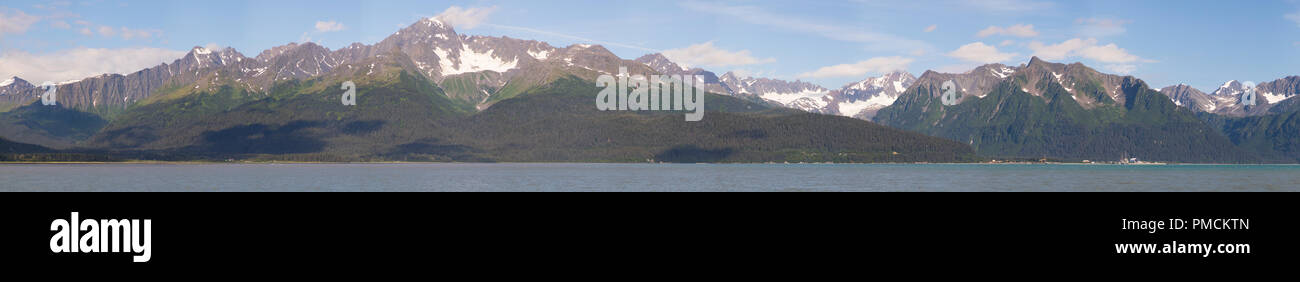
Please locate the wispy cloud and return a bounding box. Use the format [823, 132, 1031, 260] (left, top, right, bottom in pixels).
[315, 21, 345, 32]
[1105, 64, 1136, 74]
[797, 56, 913, 79]
[976, 24, 1039, 38]
[0, 47, 186, 83]
[1287, 11, 1300, 27]
[0, 8, 40, 37]
[1028, 38, 1144, 64]
[485, 23, 658, 52]
[681, 1, 932, 55]
[957, 0, 1055, 13]
[662, 42, 774, 68]
[1076, 18, 1130, 37]
[947, 42, 1018, 63]
[436, 5, 498, 29]
[88, 25, 159, 40]
[924, 25, 938, 33]
[1027, 38, 1153, 74]
[62, 18, 159, 41]
[727, 68, 776, 79]
[49, 20, 71, 29]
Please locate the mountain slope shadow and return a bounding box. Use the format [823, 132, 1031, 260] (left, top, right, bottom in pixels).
[193, 120, 328, 154]
[0, 102, 108, 148]
[382, 138, 490, 162]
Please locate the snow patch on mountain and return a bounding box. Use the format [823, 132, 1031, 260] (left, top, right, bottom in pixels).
[836, 92, 899, 117]
[1262, 91, 1292, 104]
[989, 67, 1015, 79]
[435, 44, 519, 76]
[837, 100, 873, 117]
[1220, 80, 1236, 90]
[760, 88, 831, 106]
[528, 49, 551, 60]
[788, 96, 831, 112]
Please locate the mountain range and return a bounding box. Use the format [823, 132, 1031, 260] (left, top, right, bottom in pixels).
[2, 16, 1298, 163]
[0, 17, 975, 163]
[1157, 78, 1300, 117]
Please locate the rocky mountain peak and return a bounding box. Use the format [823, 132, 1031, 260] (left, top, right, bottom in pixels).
[0, 76, 35, 96]
[1212, 80, 1247, 97]
[634, 53, 688, 74]
[1, 76, 32, 88]
[178, 46, 246, 72]
[1159, 83, 1215, 112]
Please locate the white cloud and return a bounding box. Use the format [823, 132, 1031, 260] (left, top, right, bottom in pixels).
[977, 24, 1038, 38]
[1077, 43, 1140, 63]
[50, 20, 71, 29]
[661, 41, 775, 68]
[118, 27, 154, 40]
[85, 24, 157, 40]
[203, 43, 226, 51]
[1287, 12, 1300, 27]
[924, 25, 938, 32]
[958, 0, 1054, 13]
[1027, 38, 1141, 64]
[1000, 40, 1015, 46]
[96, 26, 115, 37]
[935, 64, 981, 73]
[435, 5, 498, 29]
[961, 0, 1050, 13]
[681, 1, 931, 54]
[0, 8, 40, 36]
[797, 56, 913, 79]
[486, 23, 657, 52]
[728, 69, 774, 79]
[0, 47, 187, 83]
[1076, 18, 1130, 37]
[947, 42, 1018, 64]
[315, 20, 345, 32]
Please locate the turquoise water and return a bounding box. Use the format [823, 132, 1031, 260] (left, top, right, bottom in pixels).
[0, 163, 1296, 192]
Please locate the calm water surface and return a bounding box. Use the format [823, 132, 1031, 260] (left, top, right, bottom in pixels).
[0, 163, 1296, 192]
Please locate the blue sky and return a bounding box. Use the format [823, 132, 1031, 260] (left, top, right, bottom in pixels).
[2, 0, 1299, 92]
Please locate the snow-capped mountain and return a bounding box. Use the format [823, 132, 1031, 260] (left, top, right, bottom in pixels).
[0, 76, 37, 107]
[0, 76, 33, 96]
[0, 16, 655, 112]
[363, 17, 555, 82]
[639, 55, 919, 119]
[829, 71, 916, 119]
[632, 53, 732, 95]
[719, 72, 833, 113]
[1158, 77, 1300, 116]
[1212, 80, 1247, 97]
[1257, 77, 1300, 105]
[875, 56, 1158, 127]
[886, 62, 1024, 110]
[25, 14, 1298, 126]
[635, 53, 686, 74]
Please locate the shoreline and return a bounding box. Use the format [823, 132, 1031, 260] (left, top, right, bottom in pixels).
[2, 161, 1297, 166]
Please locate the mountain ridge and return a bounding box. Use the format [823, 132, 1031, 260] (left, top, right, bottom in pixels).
[873, 57, 1256, 163]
